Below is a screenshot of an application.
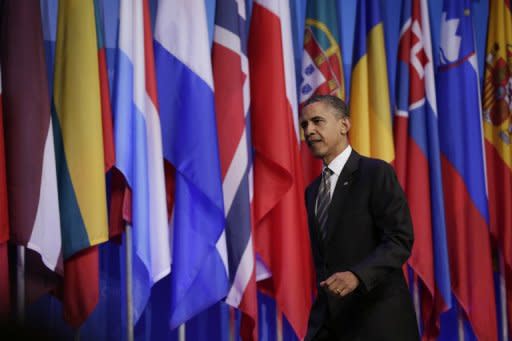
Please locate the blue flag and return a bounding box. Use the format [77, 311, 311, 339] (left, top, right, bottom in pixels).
[154, 0, 228, 328]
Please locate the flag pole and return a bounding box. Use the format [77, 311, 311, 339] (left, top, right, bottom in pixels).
[276, 305, 283, 341]
[457, 304, 464, 341]
[498, 251, 509, 341]
[74, 329, 80, 341]
[179, 323, 186, 341]
[126, 224, 134, 341]
[229, 306, 235, 341]
[411, 273, 421, 330]
[16, 245, 25, 325]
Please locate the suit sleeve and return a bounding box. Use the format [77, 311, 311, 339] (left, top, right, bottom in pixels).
[349, 161, 414, 292]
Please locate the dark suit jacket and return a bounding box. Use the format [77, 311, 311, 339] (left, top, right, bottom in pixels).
[305, 150, 419, 341]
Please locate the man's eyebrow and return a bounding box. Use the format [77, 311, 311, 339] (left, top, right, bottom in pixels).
[301, 115, 322, 122]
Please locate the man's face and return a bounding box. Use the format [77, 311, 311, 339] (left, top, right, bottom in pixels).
[300, 101, 350, 165]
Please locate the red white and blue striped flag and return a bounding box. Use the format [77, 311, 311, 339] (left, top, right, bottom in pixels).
[155, 0, 229, 328]
[437, 1, 498, 339]
[114, 0, 171, 323]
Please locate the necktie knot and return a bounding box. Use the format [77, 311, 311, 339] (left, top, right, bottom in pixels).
[323, 167, 333, 178]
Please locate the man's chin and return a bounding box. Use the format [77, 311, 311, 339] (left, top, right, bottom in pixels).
[308, 149, 324, 159]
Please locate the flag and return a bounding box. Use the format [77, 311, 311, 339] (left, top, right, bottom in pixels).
[154, 0, 229, 328]
[53, 0, 109, 327]
[0, 1, 61, 303]
[482, 0, 512, 333]
[94, 0, 115, 175]
[249, 1, 315, 338]
[212, 0, 257, 340]
[93, 0, 123, 241]
[299, 0, 345, 183]
[394, 0, 451, 338]
[350, 0, 394, 162]
[437, 1, 498, 340]
[114, 0, 171, 323]
[0, 63, 9, 319]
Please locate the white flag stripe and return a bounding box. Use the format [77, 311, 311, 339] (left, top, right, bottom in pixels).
[28, 123, 62, 273]
[216, 230, 229, 278]
[223, 131, 249, 215]
[118, 0, 170, 283]
[226, 236, 255, 305]
[215, 26, 242, 55]
[155, 0, 213, 88]
[144, 93, 171, 281]
[279, 0, 300, 140]
[235, 0, 246, 19]
[409, 98, 426, 112]
[420, 0, 437, 114]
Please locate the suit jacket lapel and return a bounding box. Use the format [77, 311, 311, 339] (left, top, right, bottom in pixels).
[307, 176, 321, 242]
[307, 177, 321, 221]
[325, 150, 360, 241]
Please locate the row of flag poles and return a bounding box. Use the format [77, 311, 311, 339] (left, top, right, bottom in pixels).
[0, 0, 511, 341]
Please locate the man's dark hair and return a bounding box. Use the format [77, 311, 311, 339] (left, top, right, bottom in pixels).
[303, 94, 350, 118]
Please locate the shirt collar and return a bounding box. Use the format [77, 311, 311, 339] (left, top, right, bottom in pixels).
[324, 145, 352, 176]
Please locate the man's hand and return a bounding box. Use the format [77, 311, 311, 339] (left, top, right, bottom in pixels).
[320, 271, 360, 297]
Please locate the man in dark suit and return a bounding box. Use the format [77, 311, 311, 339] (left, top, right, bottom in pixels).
[300, 95, 419, 341]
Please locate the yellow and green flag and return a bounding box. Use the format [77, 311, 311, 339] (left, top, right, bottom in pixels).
[52, 0, 108, 327]
[53, 0, 108, 258]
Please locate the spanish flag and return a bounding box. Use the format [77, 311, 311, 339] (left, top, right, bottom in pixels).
[52, 0, 108, 326]
[349, 0, 394, 162]
[482, 0, 512, 333]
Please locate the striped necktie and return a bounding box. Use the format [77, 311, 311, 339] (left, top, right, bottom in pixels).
[316, 167, 333, 240]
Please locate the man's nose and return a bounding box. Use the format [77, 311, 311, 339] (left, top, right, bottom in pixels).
[303, 125, 314, 137]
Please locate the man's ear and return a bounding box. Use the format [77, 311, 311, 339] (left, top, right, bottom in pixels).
[340, 116, 351, 135]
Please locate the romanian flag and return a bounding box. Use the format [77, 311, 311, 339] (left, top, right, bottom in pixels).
[53, 0, 108, 327]
[299, 0, 345, 183]
[482, 0, 512, 333]
[349, 0, 394, 162]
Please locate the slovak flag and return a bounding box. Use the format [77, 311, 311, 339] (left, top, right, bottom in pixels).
[394, 0, 451, 338]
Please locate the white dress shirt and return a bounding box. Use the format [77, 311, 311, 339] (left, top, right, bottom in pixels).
[316, 145, 352, 213]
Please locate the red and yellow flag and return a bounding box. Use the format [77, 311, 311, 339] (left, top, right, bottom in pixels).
[482, 0, 512, 332]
